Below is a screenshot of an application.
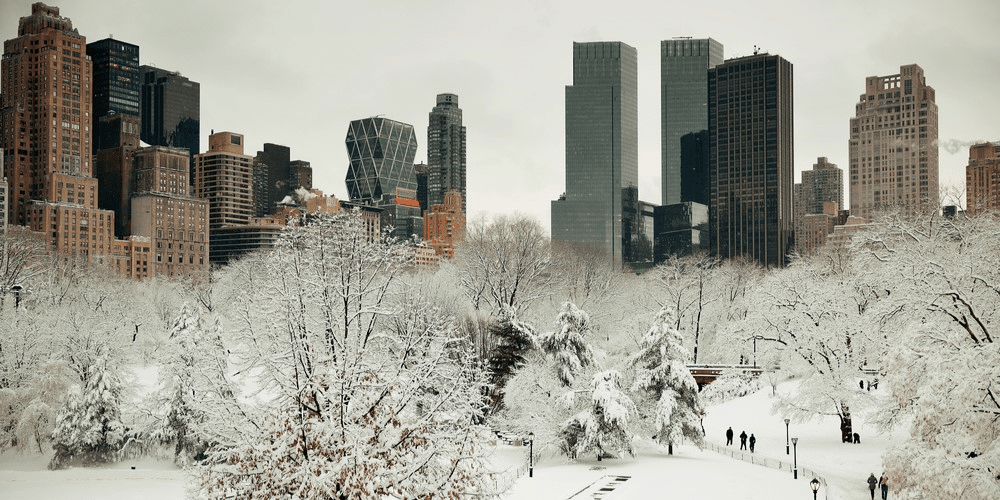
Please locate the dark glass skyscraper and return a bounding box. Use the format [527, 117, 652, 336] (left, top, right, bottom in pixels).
[87, 37, 139, 153]
[551, 41, 639, 265]
[661, 38, 723, 206]
[345, 117, 418, 205]
[708, 53, 794, 267]
[140, 65, 200, 172]
[427, 93, 466, 215]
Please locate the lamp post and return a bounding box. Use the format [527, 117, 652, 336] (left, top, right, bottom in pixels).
[784, 418, 790, 455]
[791, 437, 798, 479]
[528, 432, 534, 478]
[810, 478, 821, 500]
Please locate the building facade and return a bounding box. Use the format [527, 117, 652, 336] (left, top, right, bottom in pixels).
[800, 157, 844, 215]
[423, 189, 464, 259]
[551, 41, 639, 266]
[344, 117, 418, 206]
[708, 53, 794, 267]
[661, 38, 723, 206]
[140, 65, 199, 176]
[849, 64, 938, 220]
[194, 132, 255, 230]
[1, 3, 117, 260]
[966, 142, 1000, 216]
[86, 37, 139, 154]
[427, 93, 467, 214]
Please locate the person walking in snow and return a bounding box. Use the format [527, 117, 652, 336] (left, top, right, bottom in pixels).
[749, 433, 756, 453]
[867, 472, 878, 499]
[726, 427, 733, 446]
[739, 430, 748, 450]
[879, 473, 888, 500]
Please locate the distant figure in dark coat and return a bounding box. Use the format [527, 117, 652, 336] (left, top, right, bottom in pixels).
[739, 430, 748, 450]
[867, 472, 878, 499]
[854, 432, 861, 444]
[879, 473, 889, 500]
[749, 434, 756, 453]
[726, 427, 733, 446]
[860, 380, 865, 389]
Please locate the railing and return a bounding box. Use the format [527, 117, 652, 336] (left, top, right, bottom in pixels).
[703, 441, 829, 500]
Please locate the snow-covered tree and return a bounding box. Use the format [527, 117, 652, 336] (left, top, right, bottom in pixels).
[485, 306, 538, 411]
[539, 302, 594, 387]
[560, 370, 636, 460]
[12, 360, 73, 453]
[629, 307, 703, 453]
[49, 356, 127, 469]
[700, 368, 761, 405]
[193, 211, 499, 499]
[856, 212, 1000, 499]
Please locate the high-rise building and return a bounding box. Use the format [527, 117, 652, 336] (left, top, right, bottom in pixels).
[708, 53, 794, 267]
[424, 189, 464, 259]
[253, 143, 311, 216]
[413, 162, 429, 213]
[140, 65, 200, 175]
[966, 142, 1000, 216]
[661, 38, 723, 206]
[849, 64, 938, 220]
[194, 132, 255, 230]
[800, 157, 844, 215]
[86, 37, 139, 153]
[130, 145, 209, 279]
[427, 93, 467, 214]
[344, 117, 421, 241]
[551, 41, 639, 265]
[1, 3, 116, 259]
[288, 160, 312, 194]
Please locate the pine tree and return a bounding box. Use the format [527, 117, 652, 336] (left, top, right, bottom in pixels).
[539, 302, 595, 387]
[486, 306, 537, 411]
[49, 356, 126, 469]
[629, 306, 704, 453]
[560, 370, 636, 460]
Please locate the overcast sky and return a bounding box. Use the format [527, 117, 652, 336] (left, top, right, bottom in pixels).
[3, 0, 998, 229]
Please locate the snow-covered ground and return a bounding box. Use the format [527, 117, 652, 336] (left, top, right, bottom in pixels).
[0, 380, 901, 499]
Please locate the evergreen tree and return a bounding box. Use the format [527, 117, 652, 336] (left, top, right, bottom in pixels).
[539, 302, 595, 387]
[49, 356, 126, 469]
[560, 370, 636, 460]
[486, 306, 537, 411]
[629, 306, 704, 453]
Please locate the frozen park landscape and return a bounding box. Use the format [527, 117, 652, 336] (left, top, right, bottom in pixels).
[0, 379, 901, 500]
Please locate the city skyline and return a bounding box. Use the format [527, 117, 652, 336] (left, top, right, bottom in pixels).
[1, 0, 996, 230]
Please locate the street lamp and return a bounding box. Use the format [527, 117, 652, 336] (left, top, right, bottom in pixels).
[784, 418, 790, 455]
[791, 437, 798, 479]
[810, 478, 821, 500]
[528, 432, 534, 478]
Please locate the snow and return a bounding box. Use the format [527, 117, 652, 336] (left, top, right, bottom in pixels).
[0, 379, 900, 499]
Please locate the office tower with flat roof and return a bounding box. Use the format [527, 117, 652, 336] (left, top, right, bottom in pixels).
[1, 3, 116, 259]
[849, 64, 938, 220]
[87, 37, 139, 153]
[551, 41, 639, 265]
[966, 142, 1000, 216]
[427, 93, 467, 214]
[140, 65, 200, 175]
[800, 157, 843, 215]
[253, 143, 312, 216]
[661, 38, 723, 206]
[708, 53, 794, 267]
[194, 132, 255, 229]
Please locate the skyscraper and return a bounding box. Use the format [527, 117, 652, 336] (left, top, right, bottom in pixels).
[1, 3, 116, 258]
[708, 53, 794, 267]
[661, 38, 723, 206]
[965, 142, 1000, 216]
[194, 132, 255, 229]
[86, 37, 139, 153]
[800, 157, 844, 215]
[849, 64, 938, 220]
[344, 117, 422, 241]
[427, 93, 467, 215]
[140, 65, 200, 174]
[551, 41, 639, 265]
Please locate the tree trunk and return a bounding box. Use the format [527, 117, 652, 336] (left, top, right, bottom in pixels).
[839, 405, 853, 443]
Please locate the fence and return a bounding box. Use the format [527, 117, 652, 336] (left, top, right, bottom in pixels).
[703, 441, 829, 500]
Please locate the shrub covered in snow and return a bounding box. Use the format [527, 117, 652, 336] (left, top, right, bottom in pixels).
[700, 369, 760, 406]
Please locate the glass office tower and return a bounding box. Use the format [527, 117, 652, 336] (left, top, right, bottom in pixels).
[708, 53, 794, 268]
[661, 38, 723, 206]
[140, 65, 200, 175]
[427, 93, 467, 215]
[551, 41, 639, 266]
[87, 38, 140, 153]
